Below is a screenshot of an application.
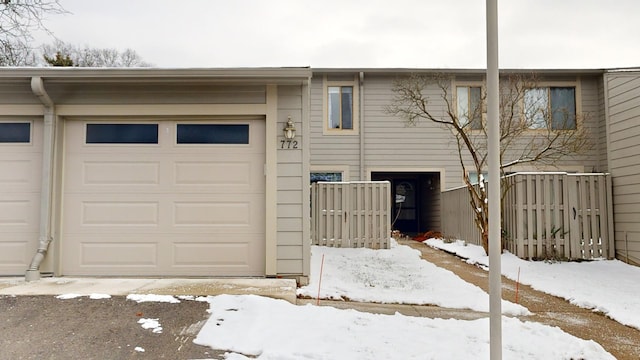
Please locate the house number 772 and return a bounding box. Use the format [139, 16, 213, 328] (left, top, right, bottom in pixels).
[280, 139, 299, 149]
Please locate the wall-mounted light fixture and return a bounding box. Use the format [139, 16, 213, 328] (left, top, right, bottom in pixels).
[283, 116, 296, 139]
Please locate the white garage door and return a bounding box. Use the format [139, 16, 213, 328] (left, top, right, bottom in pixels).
[62, 119, 265, 276]
[0, 120, 42, 275]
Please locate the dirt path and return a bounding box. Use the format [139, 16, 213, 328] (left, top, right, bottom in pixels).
[399, 239, 640, 360]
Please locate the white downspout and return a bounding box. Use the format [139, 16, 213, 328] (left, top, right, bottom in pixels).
[26, 76, 56, 281]
[359, 72, 365, 180]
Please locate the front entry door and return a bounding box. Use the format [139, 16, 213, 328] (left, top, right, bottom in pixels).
[393, 179, 420, 234]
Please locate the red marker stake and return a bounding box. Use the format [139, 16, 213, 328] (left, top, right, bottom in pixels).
[316, 254, 325, 306]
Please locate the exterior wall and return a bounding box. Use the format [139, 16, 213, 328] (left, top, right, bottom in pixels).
[310, 71, 606, 186]
[309, 70, 607, 234]
[605, 71, 640, 265]
[276, 84, 309, 275]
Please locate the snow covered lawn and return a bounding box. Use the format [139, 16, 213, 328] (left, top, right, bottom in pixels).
[425, 238, 640, 330]
[297, 240, 529, 316]
[194, 294, 613, 360]
[190, 240, 616, 359]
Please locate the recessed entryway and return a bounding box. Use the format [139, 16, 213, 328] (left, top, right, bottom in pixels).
[371, 172, 441, 236]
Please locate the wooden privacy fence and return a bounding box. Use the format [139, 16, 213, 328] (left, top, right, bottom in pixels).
[442, 172, 614, 260]
[311, 181, 391, 249]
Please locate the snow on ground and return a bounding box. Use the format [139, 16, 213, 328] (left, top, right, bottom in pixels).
[194, 294, 614, 360]
[191, 240, 622, 359]
[425, 238, 640, 330]
[297, 239, 529, 316]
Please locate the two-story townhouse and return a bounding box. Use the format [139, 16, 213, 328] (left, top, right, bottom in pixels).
[310, 69, 608, 237]
[1, 66, 638, 282]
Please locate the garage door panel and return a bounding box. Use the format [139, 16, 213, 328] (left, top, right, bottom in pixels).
[62, 119, 265, 276]
[82, 201, 160, 226]
[174, 201, 250, 226]
[0, 120, 42, 275]
[0, 240, 32, 268]
[172, 242, 252, 267]
[174, 161, 252, 186]
[66, 235, 263, 276]
[78, 241, 158, 267]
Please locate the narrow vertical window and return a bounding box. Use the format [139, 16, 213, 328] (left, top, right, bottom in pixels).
[456, 86, 482, 130]
[328, 86, 354, 130]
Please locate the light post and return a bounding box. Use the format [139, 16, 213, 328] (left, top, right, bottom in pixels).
[486, 0, 502, 359]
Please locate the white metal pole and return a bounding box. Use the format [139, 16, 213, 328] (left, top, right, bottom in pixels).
[486, 0, 502, 359]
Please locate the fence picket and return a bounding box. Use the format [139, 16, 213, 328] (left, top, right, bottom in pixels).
[440, 172, 613, 260]
[311, 182, 391, 249]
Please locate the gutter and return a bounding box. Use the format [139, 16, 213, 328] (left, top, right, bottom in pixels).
[25, 77, 56, 281]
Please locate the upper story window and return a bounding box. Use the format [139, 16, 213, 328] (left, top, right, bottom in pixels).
[524, 87, 576, 130]
[456, 86, 483, 130]
[323, 76, 359, 135]
[328, 86, 353, 130]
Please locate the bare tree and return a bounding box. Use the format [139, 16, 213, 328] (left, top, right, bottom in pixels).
[0, 0, 65, 65]
[0, 40, 36, 65]
[41, 40, 152, 67]
[388, 73, 591, 254]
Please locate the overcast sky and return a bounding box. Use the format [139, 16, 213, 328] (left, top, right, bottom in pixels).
[34, 0, 640, 69]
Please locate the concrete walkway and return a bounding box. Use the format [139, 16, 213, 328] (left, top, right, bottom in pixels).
[0, 277, 297, 303]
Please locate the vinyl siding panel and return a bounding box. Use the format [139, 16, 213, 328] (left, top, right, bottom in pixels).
[0, 81, 41, 104]
[276, 85, 307, 275]
[605, 71, 640, 265]
[46, 83, 267, 104]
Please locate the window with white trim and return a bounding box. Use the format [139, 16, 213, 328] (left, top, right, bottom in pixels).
[0, 122, 30, 143]
[524, 87, 576, 130]
[323, 77, 358, 134]
[456, 86, 483, 130]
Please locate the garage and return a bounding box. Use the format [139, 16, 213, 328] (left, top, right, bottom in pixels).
[0, 120, 43, 275]
[61, 118, 266, 276]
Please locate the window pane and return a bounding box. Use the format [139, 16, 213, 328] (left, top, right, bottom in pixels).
[0, 122, 30, 143]
[177, 124, 249, 144]
[524, 88, 548, 129]
[341, 87, 353, 129]
[469, 87, 482, 130]
[310, 172, 342, 183]
[550, 87, 576, 130]
[328, 87, 341, 129]
[456, 87, 470, 126]
[86, 124, 158, 144]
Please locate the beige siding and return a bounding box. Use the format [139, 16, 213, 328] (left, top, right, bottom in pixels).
[606, 72, 640, 265]
[46, 83, 266, 105]
[276, 85, 307, 275]
[0, 81, 41, 104]
[310, 75, 361, 181]
[310, 71, 607, 236]
[362, 74, 461, 187]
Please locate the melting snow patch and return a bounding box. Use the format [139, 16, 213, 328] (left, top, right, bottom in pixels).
[126, 294, 180, 303]
[138, 318, 162, 333]
[89, 293, 111, 299]
[55, 293, 82, 300]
